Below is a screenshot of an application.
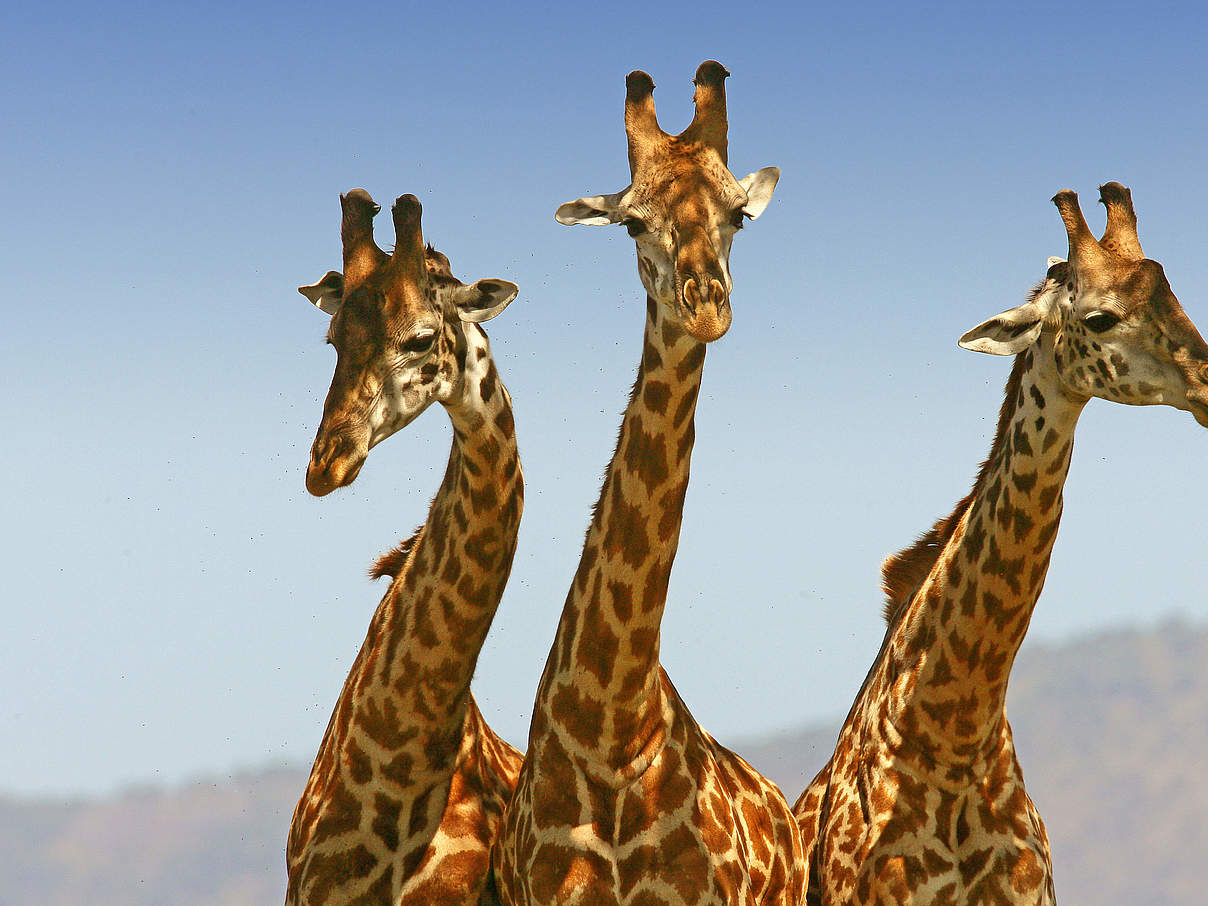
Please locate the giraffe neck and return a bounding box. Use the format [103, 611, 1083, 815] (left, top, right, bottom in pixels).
[333, 322, 523, 780]
[533, 296, 705, 773]
[882, 336, 1085, 769]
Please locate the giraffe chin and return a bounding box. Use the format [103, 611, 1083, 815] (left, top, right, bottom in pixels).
[679, 299, 732, 343]
[1188, 400, 1208, 429]
[305, 454, 366, 497]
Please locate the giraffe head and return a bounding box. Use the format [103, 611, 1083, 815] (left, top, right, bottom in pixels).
[959, 182, 1208, 426]
[555, 61, 779, 343]
[299, 190, 518, 496]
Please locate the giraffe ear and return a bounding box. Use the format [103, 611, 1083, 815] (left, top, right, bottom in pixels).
[298, 271, 344, 316]
[958, 301, 1046, 355]
[554, 191, 627, 226]
[452, 278, 519, 323]
[738, 167, 780, 220]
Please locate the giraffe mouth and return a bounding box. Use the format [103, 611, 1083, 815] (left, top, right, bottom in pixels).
[305, 449, 367, 496]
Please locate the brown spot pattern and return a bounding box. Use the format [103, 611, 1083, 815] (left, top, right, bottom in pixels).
[287, 273, 526, 906]
[495, 266, 803, 901]
[795, 322, 1094, 904]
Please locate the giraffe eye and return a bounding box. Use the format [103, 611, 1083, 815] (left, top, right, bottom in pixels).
[729, 207, 746, 230]
[622, 217, 647, 237]
[1083, 312, 1120, 333]
[401, 329, 437, 354]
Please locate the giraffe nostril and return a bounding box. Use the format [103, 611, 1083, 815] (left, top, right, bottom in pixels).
[682, 278, 700, 312]
[312, 436, 343, 468]
[707, 279, 727, 308]
[310, 430, 361, 476]
[310, 442, 331, 469]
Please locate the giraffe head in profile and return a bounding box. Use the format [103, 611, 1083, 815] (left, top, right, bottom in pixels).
[298, 190, 518, 496]
[959, 181, 1208, 426]
[555, 60, 779, 343]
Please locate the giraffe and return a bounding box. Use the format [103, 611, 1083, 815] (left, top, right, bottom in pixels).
[493, 61, 804, 906]
[793, 182, 1208, 905]
[285, 189, 526, 905]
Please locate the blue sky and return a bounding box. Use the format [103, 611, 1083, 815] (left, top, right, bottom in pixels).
[3, 0, 1206, 796]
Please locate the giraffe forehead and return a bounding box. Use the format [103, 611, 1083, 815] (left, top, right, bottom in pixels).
[329, 288, 387, 346]
[1075, 258, 1174, 318]
[632, 154, 742, 216]
[378, 267, 443, 319]
[331, 282, 439, 354]
[1113, 258, 1167, 300]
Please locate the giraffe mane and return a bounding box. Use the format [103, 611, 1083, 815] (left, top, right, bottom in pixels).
[880, 278, 1046, 625]
[583, 330, 653, 537]
[369, 524, 424, 581]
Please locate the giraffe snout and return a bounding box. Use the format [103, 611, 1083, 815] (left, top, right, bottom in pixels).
[306, 431, 367, 496]
[679, 276, 731, 342]
[681, 275, 720, 310]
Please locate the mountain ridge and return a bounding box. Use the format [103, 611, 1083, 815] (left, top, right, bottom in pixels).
[4, 618, 1205, 905]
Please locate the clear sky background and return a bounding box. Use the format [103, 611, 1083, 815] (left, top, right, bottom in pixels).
[3, 0, 1206, 797]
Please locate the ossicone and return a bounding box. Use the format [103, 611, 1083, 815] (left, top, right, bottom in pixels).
[624, 69, 665, 173]
[1051, 189, 1107, 270]
[339, 188, 387, 286]
[683, 59, 729, 163]
[693, 60, 729, 86]
[388, 194, 425, 272]
[1098, 181, 1143, 261]
[625, 69, 655, 100]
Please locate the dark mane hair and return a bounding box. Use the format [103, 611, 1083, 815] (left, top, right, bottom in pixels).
[369, 525, 424, 581]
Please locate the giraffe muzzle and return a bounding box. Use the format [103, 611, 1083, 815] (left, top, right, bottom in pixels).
[1185, 390, 1208, 428]
[1178, 361, 1208, 428]
[679, 276, 731, 342]
[306, 434, 368, 496]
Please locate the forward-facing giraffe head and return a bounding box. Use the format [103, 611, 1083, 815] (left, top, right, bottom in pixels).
[299, 190, 518, 496]
[960, 182, 1208, 426]
[555, 61, 779, 343]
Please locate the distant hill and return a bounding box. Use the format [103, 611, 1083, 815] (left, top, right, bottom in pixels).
[3, 620, 1205, 905]
[0, 768, 300, 906]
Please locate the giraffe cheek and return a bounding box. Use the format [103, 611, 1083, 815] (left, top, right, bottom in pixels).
[637, 254, 656, 286]
[637, 253, 673, 302]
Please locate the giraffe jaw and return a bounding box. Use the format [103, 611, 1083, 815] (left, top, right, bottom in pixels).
[1187, 399, 1208, 429]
